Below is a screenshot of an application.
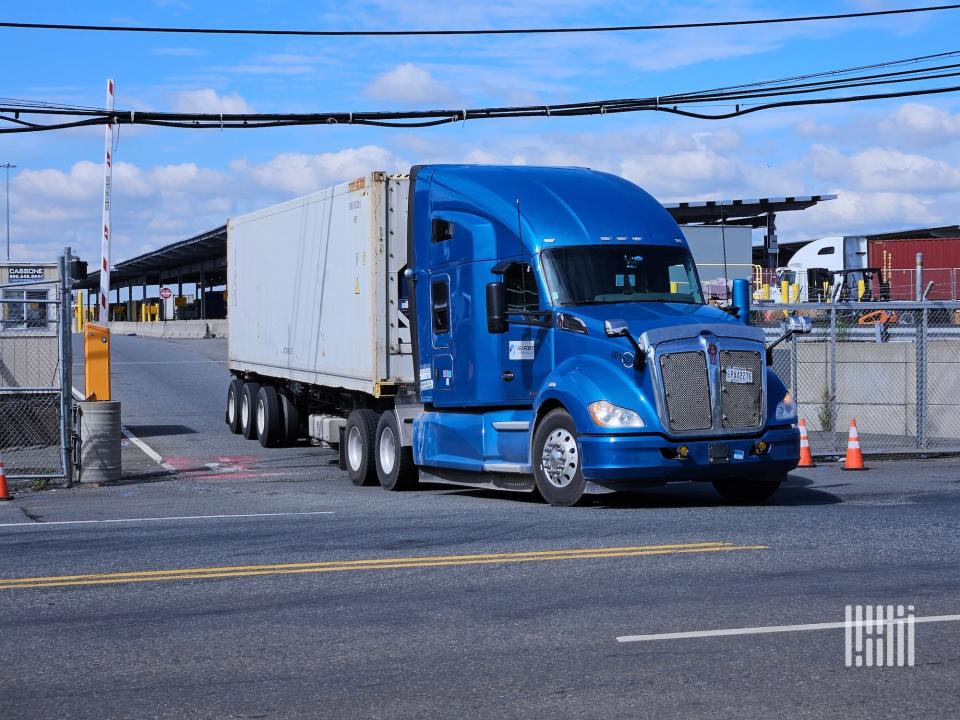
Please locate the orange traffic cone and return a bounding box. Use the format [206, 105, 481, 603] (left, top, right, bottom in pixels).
[0, 453, 11, 501]
[797, 419, 816, 468]
[842, 419, 867, 471]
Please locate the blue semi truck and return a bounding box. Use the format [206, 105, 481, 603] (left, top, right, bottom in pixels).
[226, 165, 806, 506]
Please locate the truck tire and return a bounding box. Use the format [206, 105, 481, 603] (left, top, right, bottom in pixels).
[226, 378, 243, 434]
[375, 411, 417, 491]
[240, 381, 260, 440]
[712, 478, 782, 504]
[532, 409, 587, 507]
[279, 390, 300, 445]
[256, 385, 282, 448]
[345, 409, 379, 486]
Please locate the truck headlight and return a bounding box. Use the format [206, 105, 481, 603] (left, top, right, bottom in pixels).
[588, 400, 644, 428]
[775, 392, 797, 421]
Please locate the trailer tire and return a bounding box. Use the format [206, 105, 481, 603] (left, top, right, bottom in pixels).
[375, 412, 417, 491]
[712, 477, 782, 504]
[240, 381, 261, 440]
[256, 385, 282, 448]
[279, 390, 300, 445]
[532, 409, 587, 507]
[345, 409, 379, 486]
[226, 378, 243, 434]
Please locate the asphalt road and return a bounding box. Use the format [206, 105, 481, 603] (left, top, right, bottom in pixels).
[0, 335, 954, 719]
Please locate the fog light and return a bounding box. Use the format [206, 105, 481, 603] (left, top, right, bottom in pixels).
[678, 445, 689, 459]
[755, 441, 769, 454]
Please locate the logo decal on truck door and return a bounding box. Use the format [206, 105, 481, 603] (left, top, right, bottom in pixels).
[508, 341, 535, 361]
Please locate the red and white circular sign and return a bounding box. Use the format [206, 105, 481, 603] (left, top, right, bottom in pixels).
[160, 287, 173, 300]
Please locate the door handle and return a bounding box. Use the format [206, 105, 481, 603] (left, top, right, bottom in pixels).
[502, 370, 515, 382]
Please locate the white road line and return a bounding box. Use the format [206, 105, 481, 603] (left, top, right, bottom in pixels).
[616, 614, 960, 643]
[121, 427, 167, 466]
[0, 511, 335, 529]
[72, 387, 174, 470]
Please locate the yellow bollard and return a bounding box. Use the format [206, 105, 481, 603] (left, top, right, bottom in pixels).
[791, 283, 801, 302]
[857, 279, 866, 300]
[780, 280, 789, 303]
[75, 291, 85, 332]
[762, 283, 770, 300]
[84, 323, 111, 401]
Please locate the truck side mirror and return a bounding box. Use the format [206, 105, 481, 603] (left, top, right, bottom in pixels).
[486, 282, 508, 334]
[603, 319, 646, 370]
[766, 314, 812, 365]
[604, 320, 629, 337]
[786, 315, 812, 334]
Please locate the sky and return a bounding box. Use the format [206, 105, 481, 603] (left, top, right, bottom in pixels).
[2, 0, 960, 266]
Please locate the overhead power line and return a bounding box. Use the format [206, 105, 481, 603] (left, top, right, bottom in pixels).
[2, 4, 960, 37]
[2, 49, 959, 133]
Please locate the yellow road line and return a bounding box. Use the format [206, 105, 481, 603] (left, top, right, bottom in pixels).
[0, 542, 766, 591]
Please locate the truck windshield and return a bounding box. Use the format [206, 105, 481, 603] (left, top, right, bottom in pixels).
[541, 245, 704, 306]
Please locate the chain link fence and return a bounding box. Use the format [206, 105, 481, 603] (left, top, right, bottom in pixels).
[751, 301, 960, 456]
[0, 258, 73, 480]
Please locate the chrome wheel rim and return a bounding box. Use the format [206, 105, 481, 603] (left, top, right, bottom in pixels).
[227, 389, 236, 424]
[347, 426, 364, 471]
[257, 400, 265, 435]
[540, 428, 579, 488]
[379, 426, 396, 476]
[240, 393, 250, 429]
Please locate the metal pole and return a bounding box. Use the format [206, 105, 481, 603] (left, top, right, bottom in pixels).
[59, 249, 74, 485]
[97, 79, 115, 323]
[915, 253, 923, 302]
[917, 304, 927, 450]
[830, 306, 838, 454]
[1, 162, 15, 261]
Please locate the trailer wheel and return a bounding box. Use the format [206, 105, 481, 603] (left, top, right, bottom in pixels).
[240, 381, 260, 440]
[279, 391, 300, 445]
[256, 385, 282, 448]
[532, 409, 587, 507]
[345, 409, 379, 486]
[225, 378, 243, 434]
[712, 477, 782, 504]
[375, 412, 417, 491]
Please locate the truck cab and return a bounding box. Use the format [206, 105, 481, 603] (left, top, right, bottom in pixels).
[405, 165, 801, 505]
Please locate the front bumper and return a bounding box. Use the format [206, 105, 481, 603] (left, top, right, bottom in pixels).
[579, 425, 799, 486]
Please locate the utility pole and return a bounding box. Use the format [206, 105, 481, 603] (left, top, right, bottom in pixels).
[1, 162, 14, 261]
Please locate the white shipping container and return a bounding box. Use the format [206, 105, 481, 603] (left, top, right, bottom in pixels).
[227, 172, 414, 397]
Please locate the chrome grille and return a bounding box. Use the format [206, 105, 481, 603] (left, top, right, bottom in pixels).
[659, 351, 711, 432]
[720, 350, 763, 429]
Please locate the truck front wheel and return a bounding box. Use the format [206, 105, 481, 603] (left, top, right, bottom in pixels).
[345, 409, 380, 486]
[532, 409, 586, 507]
[712, 477, 783, 504]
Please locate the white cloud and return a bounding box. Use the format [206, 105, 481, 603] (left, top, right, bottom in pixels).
[364, 64, 460, 106]
[234, 146, 409, 195]
[170, 89, 254, 114]
[879, 103, 960, 142]
[809, 145, 960, 193]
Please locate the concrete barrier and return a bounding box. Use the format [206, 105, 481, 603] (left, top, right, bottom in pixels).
[107, 320, 228, 339]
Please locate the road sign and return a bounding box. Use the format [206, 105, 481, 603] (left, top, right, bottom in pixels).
[160, 287, 172, 300]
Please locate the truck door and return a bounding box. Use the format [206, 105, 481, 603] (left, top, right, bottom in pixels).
[499, 260, 551, 404]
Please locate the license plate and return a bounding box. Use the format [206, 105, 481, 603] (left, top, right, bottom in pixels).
[725, 366, 753, 384]
[708, 443, 729, 464]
